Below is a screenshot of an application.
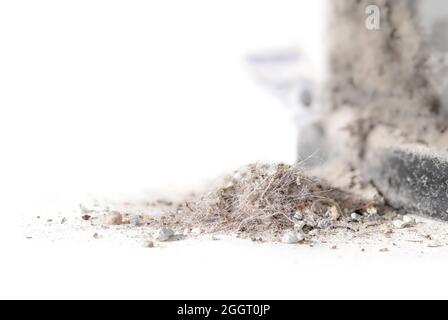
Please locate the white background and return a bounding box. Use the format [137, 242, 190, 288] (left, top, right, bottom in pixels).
[1, 0, 325, 206]
[2, 1, 448, 300]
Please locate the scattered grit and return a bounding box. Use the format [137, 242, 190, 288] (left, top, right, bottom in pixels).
[80, 163, 417, 245]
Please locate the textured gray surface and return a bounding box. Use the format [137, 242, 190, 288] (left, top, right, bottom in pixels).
[364, 127, 448, 220]
[365, 147, 448, 220]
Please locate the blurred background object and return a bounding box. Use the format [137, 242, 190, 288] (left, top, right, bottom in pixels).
[246, 47, 317, 123]
[246, 47, 326, 166]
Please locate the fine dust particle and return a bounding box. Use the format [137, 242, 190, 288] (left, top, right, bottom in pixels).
[367, 212, 380, 222]
[104, 212, 123, 225]
[129, 215, 141, 226]
[393, 218, 416, 229]
[191, 228, 202, 236]
[331, 245, 337, 250]
[143, 240, 154, 248]
[281, 231, 302, 244]
[380, 224, 393, 235]
[379, 248, 389, 253]
[81, 215, 91, 221]
[79, 204, 92, 214]
[427, 241, 443, 248]
[366, 206, 378, 215]
[317, 219, 333, 230]
[154, 227, 174, 242]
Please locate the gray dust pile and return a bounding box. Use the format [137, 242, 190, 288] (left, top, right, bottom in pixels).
[76, 163, 414, 245]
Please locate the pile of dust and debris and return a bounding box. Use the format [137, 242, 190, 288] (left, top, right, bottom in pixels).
[72, 163, 420, 246]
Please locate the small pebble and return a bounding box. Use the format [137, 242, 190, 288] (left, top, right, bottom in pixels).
[380, 248, 389, 252]
[105, 212, 123, 225]
[366, 207, 378, 215]
[144, 240, 154, 248]
[392, 220, 405, 229]
[393, 217, 415, 229]
[93, 233, 100, 239]
[350, 213, 362, 222]
[317, 219, 333, 230]
[60, 217, 67, 224]
[328, 206, 341, 221]
[81, 215, 91, 221]
[154, 227, 174, 242]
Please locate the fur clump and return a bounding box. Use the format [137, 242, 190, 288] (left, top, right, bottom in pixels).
[182, 163, 367, 240]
